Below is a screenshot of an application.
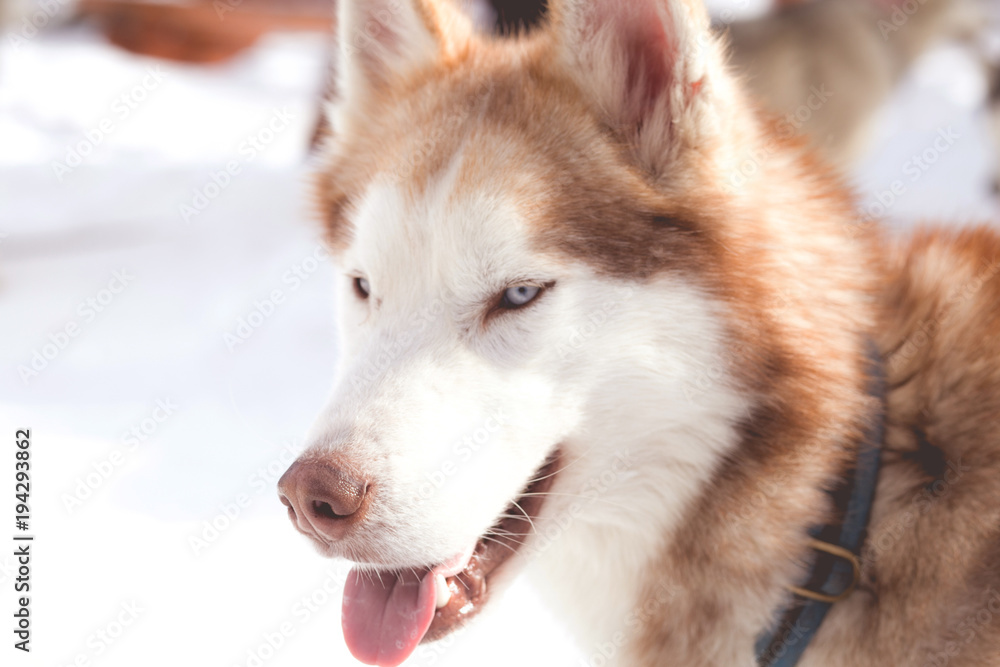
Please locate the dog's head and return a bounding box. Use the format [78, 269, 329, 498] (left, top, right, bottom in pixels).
[278, 0, 815, 664]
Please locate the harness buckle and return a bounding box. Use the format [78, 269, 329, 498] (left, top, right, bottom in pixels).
[786, 538, 861, 604]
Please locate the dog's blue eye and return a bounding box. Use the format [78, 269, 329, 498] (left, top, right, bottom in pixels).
[354, 277, 371, 299]
[501, 285, 541, 308]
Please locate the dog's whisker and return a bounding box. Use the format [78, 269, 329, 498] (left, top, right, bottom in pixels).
[480, 534, 524, 553]
[510, 499, 539, 536]
[524, 449, 596, 486]
[517, 491, 634, 512]
[498, 532, 529, 546]
[488, 525, 531, 537]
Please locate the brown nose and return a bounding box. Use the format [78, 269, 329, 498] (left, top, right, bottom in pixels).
[277, 459, 370, 541]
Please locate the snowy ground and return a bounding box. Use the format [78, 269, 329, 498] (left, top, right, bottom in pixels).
[0, 10, 998, 667]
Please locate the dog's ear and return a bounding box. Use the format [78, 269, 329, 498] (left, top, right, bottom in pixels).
[548, 0, 730, 176]
[329, 0, 472, 133]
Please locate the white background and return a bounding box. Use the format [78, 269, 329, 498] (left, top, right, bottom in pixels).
[1, 1, 998, 666]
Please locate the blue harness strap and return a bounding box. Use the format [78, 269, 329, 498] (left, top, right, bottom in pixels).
[754, 343, 885, 667]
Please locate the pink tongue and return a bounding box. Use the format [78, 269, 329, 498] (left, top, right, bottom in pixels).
[342, 567, 436, 667]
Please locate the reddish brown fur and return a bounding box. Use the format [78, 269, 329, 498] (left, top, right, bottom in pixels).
[314, 1, 1000, 664]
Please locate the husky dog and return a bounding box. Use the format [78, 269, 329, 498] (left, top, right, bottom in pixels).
[309, 0, 985, 169]
[725, 0, 981, 166]
[278, 0, 1000, 665]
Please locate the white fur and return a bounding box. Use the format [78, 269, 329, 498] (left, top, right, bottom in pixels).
[305, 0, 763, 662]
[303, 150, 751, 660]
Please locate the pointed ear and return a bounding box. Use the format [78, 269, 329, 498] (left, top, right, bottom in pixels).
[332, 0, 472, 127]
[548, 0, 728, 174]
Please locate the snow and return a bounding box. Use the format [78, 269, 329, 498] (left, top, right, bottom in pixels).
[0, 17, 996, 667]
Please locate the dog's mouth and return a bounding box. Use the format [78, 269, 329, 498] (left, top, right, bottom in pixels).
[341, 452, 561, 667]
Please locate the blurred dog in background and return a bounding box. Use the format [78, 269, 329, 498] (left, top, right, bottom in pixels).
[310, 0, 997, 175]
[725, 0, 983, 166]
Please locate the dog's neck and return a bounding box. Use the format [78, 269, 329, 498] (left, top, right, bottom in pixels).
[526, 277, 883, 666]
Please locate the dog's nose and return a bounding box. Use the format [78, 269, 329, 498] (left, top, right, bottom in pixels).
[277, 460, 370, 540]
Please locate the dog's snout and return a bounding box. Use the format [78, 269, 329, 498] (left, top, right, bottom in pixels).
[277, 459, 370, 541]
